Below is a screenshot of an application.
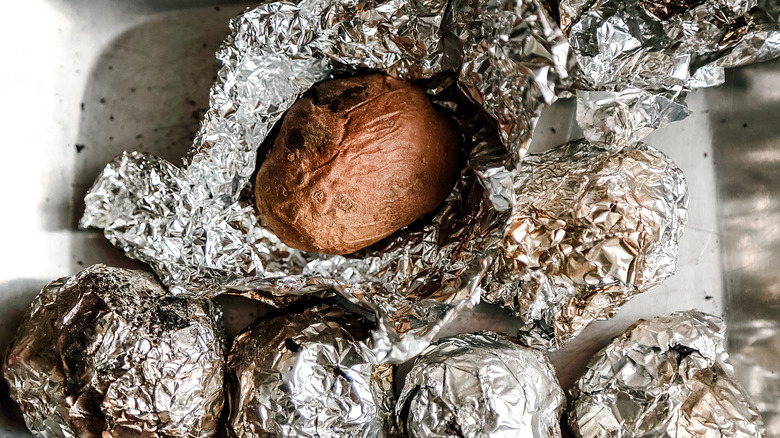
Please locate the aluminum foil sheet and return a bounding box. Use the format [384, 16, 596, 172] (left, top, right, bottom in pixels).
[2, 265, 225, 438]
[80, 0, 575, 363]
[226, 302, 395, 438]
[395, 331, 565, 438]
[482, 140, 688, 350]
[562, 0, 780, 148]
[569, 311, 766, 437]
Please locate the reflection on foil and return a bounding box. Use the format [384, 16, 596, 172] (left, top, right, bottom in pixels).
[483, 140, 688, 350]
[226, 302, 395, 437]
[562, 0, 780, 147]
[396, 331, 564, 438]
[80, 0, 575, 363]
[3, 265, 225, 438]
[569, 311, 766, 437]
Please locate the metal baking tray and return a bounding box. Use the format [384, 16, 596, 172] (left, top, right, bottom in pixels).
[0, 1, 777, 436]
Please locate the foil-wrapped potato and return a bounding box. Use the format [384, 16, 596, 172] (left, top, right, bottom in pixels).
[226, 302, 396, 437]
[3, 265, 225, 438]
[396, 331, 565, 437]
[483, 140, 688, 350]
[569, 311, 766, 437]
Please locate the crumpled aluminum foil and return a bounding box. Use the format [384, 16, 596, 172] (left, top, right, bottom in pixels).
[80, 0, 575, 363]
[395, 331, 565, 437]
[482, 140, 688, 350]
[575, 88, 691, 152]
[2, 265, 225, 438]
[226, 302, 395, 438]
[569, 311, 766, 437]
[452, 0, 577, 150]
[562, 0, 780, 149]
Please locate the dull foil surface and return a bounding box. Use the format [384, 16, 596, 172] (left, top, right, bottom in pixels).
[226, 302, 395, 438]
[80, 0, 575, 363]
[2, 265, 225, 438]
[396, 331, 564, 438]
[483, 140, 688, 350]
[562, 0, 780, 149]
[569, 310, 766, 437]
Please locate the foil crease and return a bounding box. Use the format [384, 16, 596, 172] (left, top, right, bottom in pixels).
[569, 311, 766, 437]
[80, 0, 575, 363]
[2, 265, 225, 438]
[562, 0, 780, 148]
[226, 302, 395, 438]
[483, 140, 688, 350]
[395, 331, 565, 437]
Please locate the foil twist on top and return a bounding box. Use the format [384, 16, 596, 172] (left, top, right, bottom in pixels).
[226, 302, 396, 438]
[562, 0, 780, 149]
[80, 0, 575, 362]
[569, 310, 766, 438]
[395, 331, 565, 438]
[2, 265, 225, 438]
[575, 88, 692, 152]
[482, 139, 688, 350]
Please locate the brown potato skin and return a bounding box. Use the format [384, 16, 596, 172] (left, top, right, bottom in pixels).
[254, 74, 459, 255]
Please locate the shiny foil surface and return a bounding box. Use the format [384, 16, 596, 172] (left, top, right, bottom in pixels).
[2, 265, 225, 438]
[562, 0, 780, 148]
[483, 140, 688, 350]
[395, 331, 565, 437]
[80, 0, 575, 363]
[452, 0, 576, 152]
[226, 302, 395, 438]
[569, 311, 766, 437]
